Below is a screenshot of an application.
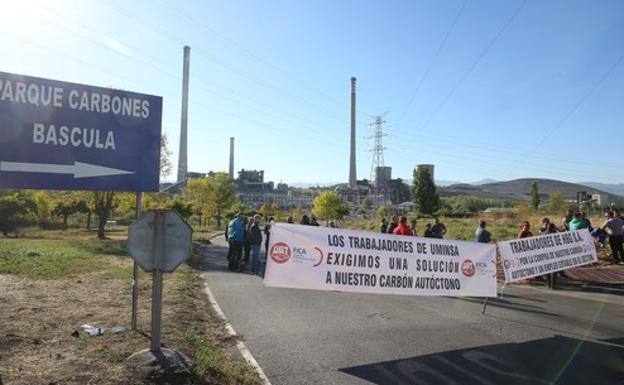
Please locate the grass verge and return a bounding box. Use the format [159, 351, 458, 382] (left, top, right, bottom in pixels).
[0, 236, 261, 385]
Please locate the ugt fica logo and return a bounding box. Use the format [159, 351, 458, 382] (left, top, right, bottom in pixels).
[270, 242, 291, 264]
[461, 259, 476, 277]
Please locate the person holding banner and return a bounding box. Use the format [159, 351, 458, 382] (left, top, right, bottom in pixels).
[387, 215, 399, 234]
[432, 217, 447, 239]
[392, 216, 414, 236]
[410, 219, 418, 236]
[249, 215, 263, 276]
[602, 210, 624, 264]
[475, 221, 491, 243]
[518, 221, 533, 239]
[380, 218, 388, 233]
[569, 212, 589, 231]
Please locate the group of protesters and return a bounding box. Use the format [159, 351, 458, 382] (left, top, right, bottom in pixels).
[512, 209, 623, 265]
[379, 215, 447, 238]
[225, 206, 624, 275]
[225, 213, 274, 275]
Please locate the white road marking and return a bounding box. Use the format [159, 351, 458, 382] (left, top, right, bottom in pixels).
[200, 273, 272, 385]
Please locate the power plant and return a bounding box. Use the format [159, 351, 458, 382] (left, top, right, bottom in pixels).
[163, 71, 423, 209]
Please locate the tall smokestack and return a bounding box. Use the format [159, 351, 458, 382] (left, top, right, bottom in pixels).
[177, 45, 190, 182]
[229, 137, 234, 180]
[349, 76, 357, 189]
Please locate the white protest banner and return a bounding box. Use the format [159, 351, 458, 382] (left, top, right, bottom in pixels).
[498, 229, 597, 283]
[264, 223, 498, 297]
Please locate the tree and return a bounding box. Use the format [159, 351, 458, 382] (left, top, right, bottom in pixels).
[411, 167, 439, 215]
[530, 181, 540, 210]
[259, 203, 274, 218]
[93, 191, 116, 239]
[184, 173, 237, 227]
[312, 191, 348, 225]
[546, 191, 566, 214]
[0, 193, 37, 237]
[33, 191, 53, 226]
[361, 197, 371, 210]
[377, 205, 391, 219]
[168, 199, 193, 218]
[160, 133, 173, 179]
[53, 197, 89, 229]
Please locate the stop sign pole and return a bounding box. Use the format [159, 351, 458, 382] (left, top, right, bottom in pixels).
[128, 209, 192, 352]
[150, 211, 165, 351]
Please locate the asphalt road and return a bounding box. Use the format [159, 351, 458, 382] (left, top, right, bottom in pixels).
[196, 236, 624, 385]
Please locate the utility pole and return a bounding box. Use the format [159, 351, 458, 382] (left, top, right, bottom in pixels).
[368, 113, 388, 182]
[368, 113, 388, 205]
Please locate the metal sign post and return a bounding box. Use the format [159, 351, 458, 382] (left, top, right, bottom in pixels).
[128, 210, 192, 352]
[150, 268, 164, 351]
[131, 192, 143, 331]
[150, 211, 165, 351]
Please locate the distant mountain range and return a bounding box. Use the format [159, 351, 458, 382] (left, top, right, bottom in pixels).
[436, 178, 498, 187]
[287, 178, 624, 202]
[440, 178, 624, 202]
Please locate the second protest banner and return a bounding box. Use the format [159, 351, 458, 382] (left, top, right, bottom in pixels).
[498, 229, 597, 283]
[264, 223, 498, 297]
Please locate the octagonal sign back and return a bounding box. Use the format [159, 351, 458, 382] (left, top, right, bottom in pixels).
[128, 210, 193, 272]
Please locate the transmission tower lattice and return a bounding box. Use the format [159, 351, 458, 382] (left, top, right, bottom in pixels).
[368, 112, 388, 183]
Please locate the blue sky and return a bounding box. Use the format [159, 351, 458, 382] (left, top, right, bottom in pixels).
[1, 0, 623, 185]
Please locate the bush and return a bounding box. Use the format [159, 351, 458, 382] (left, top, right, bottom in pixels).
[0, 193, 37, 237]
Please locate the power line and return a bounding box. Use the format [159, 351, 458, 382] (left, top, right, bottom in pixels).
[0, 29, 346, 155]
[16, 3, 349, 142]
[157, 0, 375, 119]
[508, 53, 624, 176]
[107, 0, 359, 124]
[386, 123, 624, 170]
[408, 0, 527, 138]
[399, 0, 469, 122]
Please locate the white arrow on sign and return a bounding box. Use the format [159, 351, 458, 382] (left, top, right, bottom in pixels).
[0, 161, 134, 178]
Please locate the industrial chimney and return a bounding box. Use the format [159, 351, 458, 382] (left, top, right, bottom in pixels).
[229, 137, 235, 180]
[349, 77, 357, 189]
[177, 45, 190, 182]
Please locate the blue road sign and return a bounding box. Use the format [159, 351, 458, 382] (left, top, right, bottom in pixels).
[0, 71, 162, 192]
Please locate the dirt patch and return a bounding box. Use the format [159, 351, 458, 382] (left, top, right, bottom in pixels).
[0, 256, 259, 384]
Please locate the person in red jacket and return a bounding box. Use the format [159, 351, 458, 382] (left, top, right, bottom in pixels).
[393, 216, 414, 236]
[518, 221, 533, 238]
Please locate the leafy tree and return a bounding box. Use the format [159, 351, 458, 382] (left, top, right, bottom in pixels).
[0, 193, 37, 237]
[230, 202, 251, 216]
[290, 205, 304, 222]
[259, 203, 274, 218]
[411, 167, 439, 215]
[377, 205, 391, 219]
[144, 192, 169, 210]
[312, 191, 348, 225]
[184, 173, 237, 227]
[160, 133, 173, 179]
[93, 191, 116, 239]
[53, 196, 89, 229]
[530, 181, 540, 210]
[546, 191, 565, 213]
[33, 191, 56, 226]
[361, 197, 371, 209]
[168, 199, 193, 218]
